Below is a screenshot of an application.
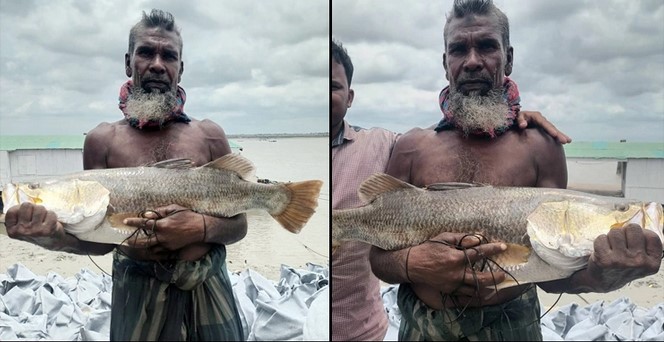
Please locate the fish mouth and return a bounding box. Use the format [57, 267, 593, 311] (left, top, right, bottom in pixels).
[611, 203, 664, 234]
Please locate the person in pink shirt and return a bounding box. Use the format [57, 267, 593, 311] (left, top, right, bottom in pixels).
[331, 38, 572, 341]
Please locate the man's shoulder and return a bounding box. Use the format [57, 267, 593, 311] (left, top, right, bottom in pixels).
[394, 126, 436, 146]
[512, 126, 561, 148]
[88, 119, 127, 133]
[85, 120, 126, 141]
[189, 117, 225, 134]
[346, 124, 398, 143]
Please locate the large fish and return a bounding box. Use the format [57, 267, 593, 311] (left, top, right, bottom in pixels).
[1, 154, 323, 244]
[332, 173, 664, 289]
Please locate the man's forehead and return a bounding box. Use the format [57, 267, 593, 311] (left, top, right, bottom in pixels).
[134, 28, 181, 51]
[446, 15, 502, 43]
[331, 62, 346, 81]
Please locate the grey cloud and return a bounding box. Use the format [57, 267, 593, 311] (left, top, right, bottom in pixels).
[0, 0, 328, 135]
[334, 0, 663, 142]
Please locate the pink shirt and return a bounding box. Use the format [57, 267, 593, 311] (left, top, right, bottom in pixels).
[332, 121, 398, 341]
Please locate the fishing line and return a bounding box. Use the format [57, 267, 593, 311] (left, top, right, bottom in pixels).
[426, 237, 481, 322]
[87, 254, 112, 277]
[295, 239, 328, 258]
[539, 293, 564, 320]
[575, 294, 590, 305]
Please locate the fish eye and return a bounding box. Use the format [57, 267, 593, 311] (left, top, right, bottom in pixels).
[28, 183, 40, 190]
[614, 203, 629, 212]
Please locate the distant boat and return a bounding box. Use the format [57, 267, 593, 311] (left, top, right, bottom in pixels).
[268, 139, 277, 142]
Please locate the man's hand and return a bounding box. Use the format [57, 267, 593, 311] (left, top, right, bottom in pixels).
[407, 232, 507, 298]
[123, 204, 206, 252]
[4, 203, 70, 250]
[539, 224, 663, 294]
[583, 223, 662, 292]
[517, 110, 572, 144]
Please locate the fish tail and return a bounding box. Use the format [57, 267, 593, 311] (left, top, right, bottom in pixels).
[272, 180, 323, 233]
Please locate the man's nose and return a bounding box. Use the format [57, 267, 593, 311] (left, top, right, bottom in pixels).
[463, 49, 482, 72]
[149, 55, 166, 74]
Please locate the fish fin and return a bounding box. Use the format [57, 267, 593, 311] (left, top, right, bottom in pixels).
[272, 180, 323, 233]
[75, 217, 141, 245]
[150, 158, 196, 169]
[494, 243, 531, 269]
[203, 154, 257, 182]
[107, 213, 144, 235]
[358, 173, 416, 204]
[494, 279, 522, 291]
[425, 182, 487, 191]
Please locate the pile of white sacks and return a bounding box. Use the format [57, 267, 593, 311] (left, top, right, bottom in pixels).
[3, 263, 663, 341]
[0, 263, 329, 341]
[380, 285, 664, 341]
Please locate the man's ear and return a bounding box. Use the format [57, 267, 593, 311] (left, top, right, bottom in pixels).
[178, 61, 184, 83]
[443, 52, 449, 80]
[125, 53, 132, 78]
[347, 88, 354, 108]
[505, 46, 514, 76]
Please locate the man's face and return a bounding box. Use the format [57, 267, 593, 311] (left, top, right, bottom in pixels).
[331, 61, 354, 130]
[443, 14, 513, 96]
[125, 27, 183, 94]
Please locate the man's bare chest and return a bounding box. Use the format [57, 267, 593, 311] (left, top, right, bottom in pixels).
[409, 143, 537, 187]
[108, 132, 210, 167]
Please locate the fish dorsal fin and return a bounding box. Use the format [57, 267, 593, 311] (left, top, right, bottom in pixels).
[150, 158, 195, 169]
[425, 182, 487, 191]
[203, 153, 256, 182]
[358, 173, 416, 204]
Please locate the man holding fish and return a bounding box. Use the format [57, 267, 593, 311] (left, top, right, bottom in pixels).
[4, 9, 255, 340]
[362, 0, 664, 340]
[331, 38, 575, 341]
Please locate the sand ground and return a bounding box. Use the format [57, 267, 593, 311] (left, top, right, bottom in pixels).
[0, 234, 285, 281]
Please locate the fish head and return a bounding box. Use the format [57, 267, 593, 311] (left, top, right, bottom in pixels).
[528, 199, 664, 261]
[4, 179, 111, 225]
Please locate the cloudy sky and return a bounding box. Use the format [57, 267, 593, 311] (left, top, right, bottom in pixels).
[0, 0, 328, 136]
[333, 0, 664, 142]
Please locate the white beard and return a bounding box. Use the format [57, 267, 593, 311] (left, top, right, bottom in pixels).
[447, 88, 510, 136]
[125, 86, 177, 126]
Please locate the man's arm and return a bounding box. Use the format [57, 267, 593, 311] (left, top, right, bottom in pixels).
[5, 203, 115, 255]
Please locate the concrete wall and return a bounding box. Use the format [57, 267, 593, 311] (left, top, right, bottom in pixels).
[566, 158, 622, 196]
[4, 149, 83, 183]
[625, 158, 664, 203]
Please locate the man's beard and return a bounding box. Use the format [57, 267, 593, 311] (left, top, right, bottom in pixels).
[447, 87, 510, 137]
[124, 85, 177, 127]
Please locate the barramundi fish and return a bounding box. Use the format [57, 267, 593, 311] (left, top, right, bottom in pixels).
[332, 173, 664, 289]
[1, 153, 323, 244]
